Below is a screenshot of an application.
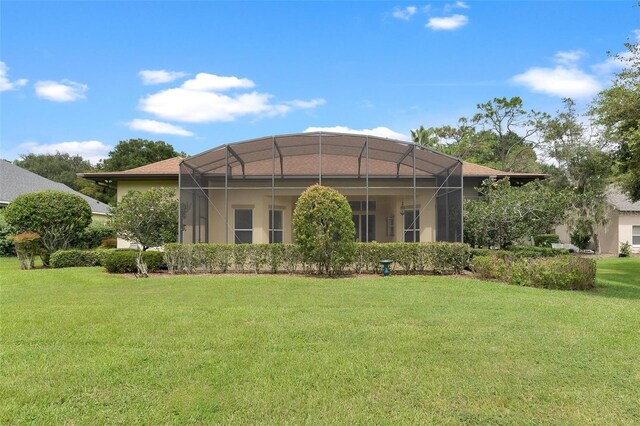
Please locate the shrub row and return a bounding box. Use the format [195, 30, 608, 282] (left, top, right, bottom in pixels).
[163, 243, 303, 274]
[163, 242, 471, 275]
[471, 245, 569, 260]
[471, 255, 596, 290]
[50, 248, 166, 274]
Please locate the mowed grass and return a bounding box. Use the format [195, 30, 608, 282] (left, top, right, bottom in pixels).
[1, 257, 639, 424]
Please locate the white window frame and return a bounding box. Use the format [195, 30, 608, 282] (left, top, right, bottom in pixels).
[632, 225, 640, 247]
[234, 208, 253, 244]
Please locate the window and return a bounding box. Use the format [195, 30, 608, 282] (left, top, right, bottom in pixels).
[403, 210, 420, 242]
[234, 209, 253, 244]
[269, 210, 283, 243]
[350, 200, 376, 242]
[633, 226, 640, 247]
[353, 214, 375, 242]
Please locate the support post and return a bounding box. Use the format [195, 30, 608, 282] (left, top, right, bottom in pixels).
[271, 136, 275, 244]
[413, 144, 417, 242]
[224, 146, 229, 244]
[365, 136, 369, 243]
[319, 133, 322, 185]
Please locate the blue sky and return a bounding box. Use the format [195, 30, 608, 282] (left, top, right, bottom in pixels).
[1, 1, 637, 163]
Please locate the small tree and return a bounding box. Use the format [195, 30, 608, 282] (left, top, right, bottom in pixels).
[464, 179, 569, 249]
[4, 190, 92, 265]
[110, 187, 178, 277]
[293, 184, 356, 275]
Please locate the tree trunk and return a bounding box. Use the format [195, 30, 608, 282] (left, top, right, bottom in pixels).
[135, 249, 148, 278]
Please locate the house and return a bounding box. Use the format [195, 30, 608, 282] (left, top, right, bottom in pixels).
[560, 188, 640, 254]
[0, 160, 109, 220]
[81, 133, 544, 248]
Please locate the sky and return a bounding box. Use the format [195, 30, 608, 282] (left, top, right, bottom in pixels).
[0, 1, 638, 164]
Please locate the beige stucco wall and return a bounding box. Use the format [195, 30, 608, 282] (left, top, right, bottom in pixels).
[618, 213, 640, 253]
[116, 180, 178, 248]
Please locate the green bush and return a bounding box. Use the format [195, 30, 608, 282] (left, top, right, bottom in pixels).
[4, 190, 92, 266]
[9, 232, 43, 270]
[72, 221, 116, 249]
[0, 212, 16, 257]
[293, 184, 356, 275]
[50, 250, 101, 268]
[103, 250, 165, 274]
[533, 234, 560, 248]
[470, 246, 568, 260]
[471, 254, 596, 291]
[570, 230, 591, 251]
[508, 245, 569, 257]
[470, 255, 509, 280]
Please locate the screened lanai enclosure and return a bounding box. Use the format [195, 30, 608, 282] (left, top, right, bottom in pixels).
[179, 132, 463, 245]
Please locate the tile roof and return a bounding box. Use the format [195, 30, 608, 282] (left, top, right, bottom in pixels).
[607, 187, 640, 212]
[0, 160, 109, 215]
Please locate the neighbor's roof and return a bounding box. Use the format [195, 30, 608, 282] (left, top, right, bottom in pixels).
[462, 161, 546, 179]
[607, 187, 640, 212]
[79, 157, 183, 180]
[0, 160, 109, 215]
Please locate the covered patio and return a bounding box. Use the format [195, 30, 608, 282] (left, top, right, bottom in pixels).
[179, 132, 463, 244]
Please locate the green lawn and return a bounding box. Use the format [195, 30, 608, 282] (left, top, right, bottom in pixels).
[1, 257, 639, 424]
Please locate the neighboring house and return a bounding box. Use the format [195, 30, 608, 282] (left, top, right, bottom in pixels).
[596, 188, 640, 254]
[0, 159, 109, 220]
[81, 133, 544, 248]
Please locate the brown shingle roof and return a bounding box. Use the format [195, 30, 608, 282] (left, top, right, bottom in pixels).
[462, 161, 546, 178]
[79, 157, 183, 180]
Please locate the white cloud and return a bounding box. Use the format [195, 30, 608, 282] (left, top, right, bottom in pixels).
[127, 119, 194, 137]
[634, 29, 640, 41]
[0, 61, 28, 92]
[20, 140, 112, 164]
[34, 79, 87, 102]
[455, 1, 470, 9]
[304, 126, 409, 141]
[285, 98, 326, 109]
[511, 66, 602, 98]
[139, 73, 324, 123]
[139, 69, 188, 85]
[591, 52, 630, 75]
[392, 6, 417, 20]
[554, 49, 586, 65]
[426, 15, 468, 31]
[444, 1, 469, 12]
[181, 73, 255, 91]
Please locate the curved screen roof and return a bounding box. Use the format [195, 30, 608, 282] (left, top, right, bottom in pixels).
[182, 132, 462, 178]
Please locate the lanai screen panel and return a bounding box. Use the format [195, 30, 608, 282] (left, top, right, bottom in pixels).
[179, 133, 464, 243]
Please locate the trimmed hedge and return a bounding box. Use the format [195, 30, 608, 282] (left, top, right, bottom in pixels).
[533, 234, 560, 248]
[471, 255, 596, 291]
[103, 250, 166, 274]
[163, 242, 470, 275]
[51, 249, 102, 268]
[471, 246, 569, 260]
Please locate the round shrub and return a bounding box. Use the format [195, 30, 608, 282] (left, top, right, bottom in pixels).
[4, 190, 92, 265]
[293, 184, 356, 275]
[50, 249, 101, 268]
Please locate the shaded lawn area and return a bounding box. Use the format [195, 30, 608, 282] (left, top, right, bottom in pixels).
[1, 257, 639, 424]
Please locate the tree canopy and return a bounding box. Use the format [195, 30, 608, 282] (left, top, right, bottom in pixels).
[98, 139, 186, 172]
[14, 153, 115, 204]
[590, 41, 640, 201]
